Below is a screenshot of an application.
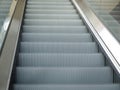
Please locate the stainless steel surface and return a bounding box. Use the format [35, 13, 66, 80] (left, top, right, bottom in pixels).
[72, 0, 120, 75]
[0, 0, 26, 90]
[0, 0, 17, 51]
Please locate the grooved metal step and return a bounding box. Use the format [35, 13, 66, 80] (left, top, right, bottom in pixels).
[25, 14, 80, 19]
[14, 84, 120, 90]
[24, 19, 83, 26]
[22, 26, 87, 33]
[26, 5, 74, 9]
[21, 33, 92, 42]
[20, 42, 98, 53]
[18, 53, 104, 67]
[15, 67, 113, 84]
[27, 2, 72, 5]
[0, 9, 9, 13]
[28, 0, 70, 2]
[0, 5, 10, 9]
[26, 9, 77, 14]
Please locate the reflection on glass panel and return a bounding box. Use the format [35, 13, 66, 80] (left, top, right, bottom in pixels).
[0, 0, 12, 48]
[110, 3, 120, 24]
[86, 0, 120, 42]
[0, 0, 12, 30]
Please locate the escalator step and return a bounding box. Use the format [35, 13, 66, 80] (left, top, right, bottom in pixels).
[22, 26, 87, 33]
[27, 2, 71, 5]
[87, 0, 119, 3]
[0, 14, 6, 18]
[105, 21, 119, 26]
[25, 14, 80, 19]
[26, 5, 74, 9]
[24, 19, 82, 26]
[20, 42, 98, 53]
[13, 84, 120, 90]
[27, 8, 76, 11]
[0, 20, 3, 25]
[0, 9, 9, 13]
[28, 0, 70, 2]
[15, 67, 113, 84]
[0, 5, 10, 9]
[0, 1, 11, 4]
[26, 9, 77, 14]
[21, 33, 92, 42]
[92, 6, 120, 11]
[18, 53, 104, 67]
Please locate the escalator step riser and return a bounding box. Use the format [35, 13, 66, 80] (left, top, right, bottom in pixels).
[21, 33, 92, 42]
[28, 0, 70, 1]
[25, 10, 77, 14]
[18, 53, 104, 67]
[25, 14, 80, 19]
[15, 67, 113, 84]
[0, 2, 11, 4]
[101, 15, 114, 21]
[0, 20, 4, 24]
[96, 10, 120, 14]
[26, 8, 76, 11]
[112, 15, 120, 19]
[0, 14, 7, 16]
[13, 84, 120, 90]
[0, 10, 9, 13]
[22, 26, 87, 33]
[105, 21, 119, 26]
[27, 2, 71, 5]
[27, 1, 70, 3]
[20, 43, 98, 53]
[0, 6, 11, 9]
[24, 20, 83, 26]
[26, 6, 74, 9]
[92, 7, 120, 11]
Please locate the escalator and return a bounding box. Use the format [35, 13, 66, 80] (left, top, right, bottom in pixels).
[0, 0, 120, 90]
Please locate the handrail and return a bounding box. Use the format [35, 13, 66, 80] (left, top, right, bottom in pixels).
[0, 0, 26, 90]
[0, 0, 18, 52]
[71, 0, 120, 76]
[0, 0, 26, 89]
